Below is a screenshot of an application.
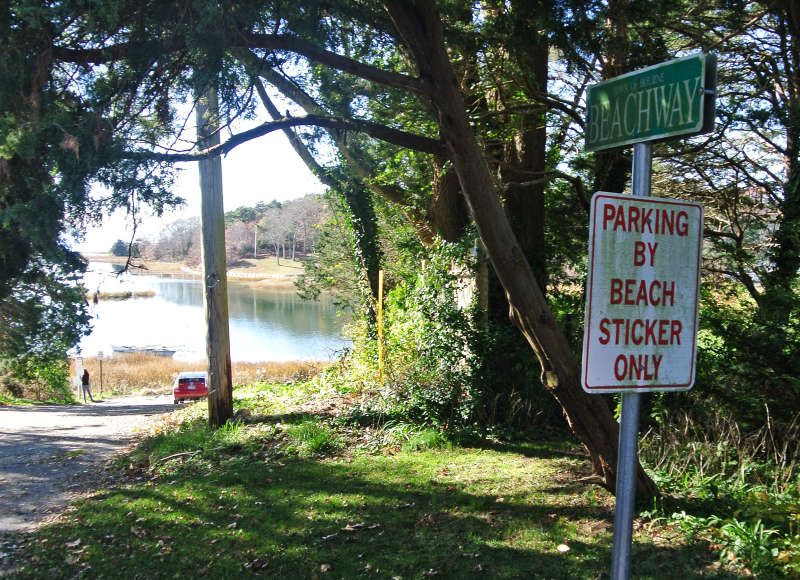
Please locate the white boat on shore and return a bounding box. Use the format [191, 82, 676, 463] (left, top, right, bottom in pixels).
[111, 345, 177, 357]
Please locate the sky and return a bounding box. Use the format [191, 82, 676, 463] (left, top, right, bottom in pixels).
[75, 102, 326, 253]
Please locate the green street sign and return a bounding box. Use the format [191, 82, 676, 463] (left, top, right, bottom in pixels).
[586, 54, 716, 152]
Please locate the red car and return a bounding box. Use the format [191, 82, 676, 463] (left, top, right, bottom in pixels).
[173, 371, 208, 404]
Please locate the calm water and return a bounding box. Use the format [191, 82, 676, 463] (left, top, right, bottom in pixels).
[78, 262, 349, 362]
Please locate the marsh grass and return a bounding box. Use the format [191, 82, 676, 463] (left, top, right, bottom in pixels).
[85, 290, 156, 301]
[71, 354, 325, 396]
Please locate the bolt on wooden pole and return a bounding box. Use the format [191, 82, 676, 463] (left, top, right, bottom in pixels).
[196, 83, 233, 428]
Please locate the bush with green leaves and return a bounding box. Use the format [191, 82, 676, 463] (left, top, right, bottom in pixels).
[377, 238, 485, 428]
[0, 259, 88, 402]
[0, 357, 73, 402]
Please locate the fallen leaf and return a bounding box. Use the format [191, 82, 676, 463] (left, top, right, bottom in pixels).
[250, 558, 268, 570]
[130, 527, 146, 538]
[320, 563, 332, 572]
[495, 497, 505, 503]
[65, 539, 81, 549]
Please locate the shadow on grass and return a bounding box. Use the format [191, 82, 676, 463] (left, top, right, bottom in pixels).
[474, 438, 587, 462]
[249, 411, 321, 425]
[18, 445, 740, 579]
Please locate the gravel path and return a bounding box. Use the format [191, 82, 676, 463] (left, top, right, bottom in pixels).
[0, 395, 174, 535]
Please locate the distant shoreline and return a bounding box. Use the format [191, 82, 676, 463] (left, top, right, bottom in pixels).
[82, 253, 301, 288]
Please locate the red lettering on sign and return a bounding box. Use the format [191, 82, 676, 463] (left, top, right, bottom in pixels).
[609, 279, 675, 307]
[597, 318, 684, 346]
[633, 241, 658, 267]
[603, 203, 617, 231]
[601, 203, 691, 237]
[671, 320, 682, 345]
[613, 354, 664, 381]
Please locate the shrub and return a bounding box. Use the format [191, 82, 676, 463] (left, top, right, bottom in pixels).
[0, 357, 73, 402]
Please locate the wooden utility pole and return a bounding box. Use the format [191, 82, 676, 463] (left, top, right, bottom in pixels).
[196, 84, 233, 427]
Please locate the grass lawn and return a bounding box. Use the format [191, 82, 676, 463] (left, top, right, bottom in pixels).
[82, 253, 303, 278]
[0, 394, 73, 406]
[228, 257, 304, 277]
[13, 382, 738, 579]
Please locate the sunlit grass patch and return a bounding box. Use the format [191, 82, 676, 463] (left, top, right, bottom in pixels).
[285, 419, 342, 457]
[0, 394, 72, 406]
[401, 427, 451, 453]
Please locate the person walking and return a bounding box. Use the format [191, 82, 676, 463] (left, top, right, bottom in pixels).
[81, 369, 96, 403]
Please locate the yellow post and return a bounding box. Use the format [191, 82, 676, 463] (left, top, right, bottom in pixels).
[378, 269, 384, 388]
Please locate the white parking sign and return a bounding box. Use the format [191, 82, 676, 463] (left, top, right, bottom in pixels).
[581, 191, 703, 393]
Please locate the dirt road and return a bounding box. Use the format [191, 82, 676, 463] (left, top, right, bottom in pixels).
[0, 396, 174, 534]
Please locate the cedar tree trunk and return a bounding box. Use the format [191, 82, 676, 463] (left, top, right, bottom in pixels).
[384, 0, 658, 499]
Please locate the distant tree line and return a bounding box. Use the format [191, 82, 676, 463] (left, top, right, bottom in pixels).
[111, 194, 327, 266]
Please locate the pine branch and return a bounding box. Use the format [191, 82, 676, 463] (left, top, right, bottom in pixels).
[126, 114, 443, 162]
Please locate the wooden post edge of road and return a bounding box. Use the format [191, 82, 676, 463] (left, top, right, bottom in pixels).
[196, 82, 234, 428]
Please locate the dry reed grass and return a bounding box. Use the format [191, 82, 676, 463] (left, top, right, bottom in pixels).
[640, 406, 800, 493]
[86, 290, 156, 301]
[70, 354, 326, 396]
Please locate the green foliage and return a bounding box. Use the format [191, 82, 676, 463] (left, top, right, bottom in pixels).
[0, 257, 89, 401]
[285, 419, 342, 457]
[326, 232, 563, 435]
[0, 1, 185, 374]
[690, 284, 800, 427]
[0, 358, 73, 402]
[379, 238, 483, 428]
[640, 405, 800, 576]
[109, 239, 128, 257]
[296, 205, 362, 311]
[401, 428, 450, 453]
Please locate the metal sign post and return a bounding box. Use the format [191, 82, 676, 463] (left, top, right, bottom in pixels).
[582, 53, 715, 580]
[610, 143, 650, 580]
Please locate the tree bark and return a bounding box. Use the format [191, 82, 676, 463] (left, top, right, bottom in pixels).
[384, 0, 657, 498]
[760, 1, 800, 324]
